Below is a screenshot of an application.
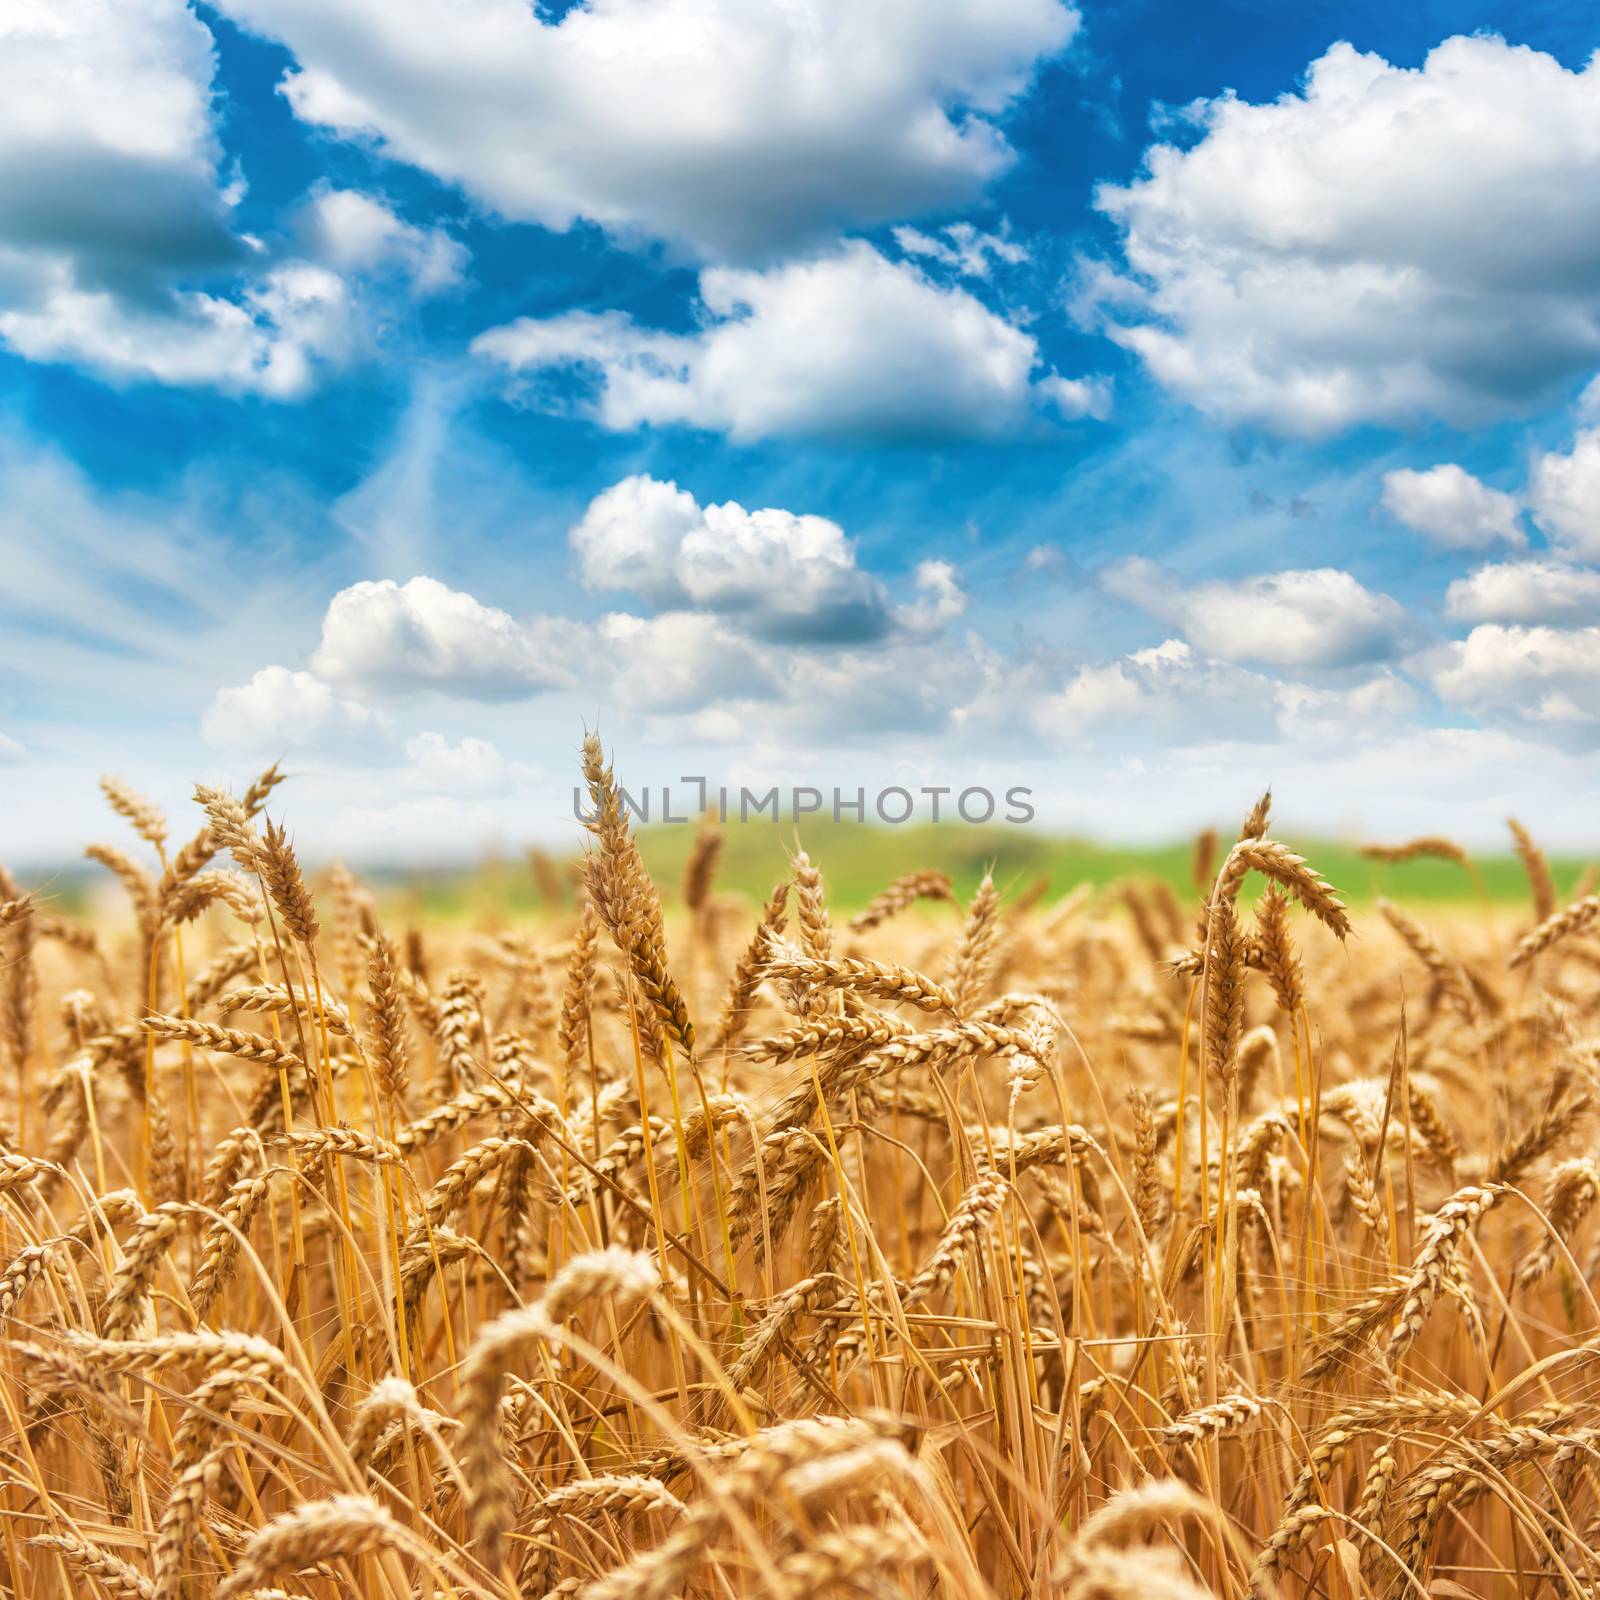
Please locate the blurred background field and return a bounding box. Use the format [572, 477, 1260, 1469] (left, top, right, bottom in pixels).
[31, 815, 1592, 922]
[388, 819, 1594, 919]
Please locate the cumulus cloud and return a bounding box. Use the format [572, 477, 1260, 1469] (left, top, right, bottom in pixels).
[201, 664, 387, 752]
[1090, 36, 1600, 433]
[310, 576, 576, 699]
[1530, 427, 1600, 562]
[0, 259, 361, 398]
[566, 481, 982, 731]
[568, 476, 701, 603]
[781, 632, 997, 741]
[982, 638, 1419, 759]
[0, 0, 239, 290]
[1445, 561, 1600, 625]
[0, 1, 365, 395]
[1429, 623, 1600, 739]
[473, 245, 1106, 441]
[214, 0, 1076, 260]
[571, 475, 964, 644]
[1274, 671, 1418, 740]
[595, 608, 996, 745]
[299, 189, 466, 293]
[1380, 465, 1524, 551]
[1102, 558, 1412, 669]
[594, 612, 780, 712]
[0, 3, 469, 397]
[1024, 639, 1272, 746]
[1371, 425, 1600, 569]
[196, 499, 975, 775]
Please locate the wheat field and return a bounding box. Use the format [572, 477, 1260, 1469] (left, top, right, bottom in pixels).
[1, 737, 1598, 1599]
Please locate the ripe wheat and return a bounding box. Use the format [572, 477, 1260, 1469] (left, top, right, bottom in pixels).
[0, 752, 1593, 1598]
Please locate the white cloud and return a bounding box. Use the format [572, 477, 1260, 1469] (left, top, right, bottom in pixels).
[1428, 623, 1600, 738]
[0, 0, 237, 288]
[1380, 465, 1524, 551]
[214, 0, 1076, 260]
[0, 732, 25, 764]
[951, 628, 1422, 757]
[780, 631, 997, 740]
[595, 612, 780, 712]
[1445, 560, 1600, 625]
[567, 480, 982, 732]
[402, 732, 514, 795]
[1036, 372, 1114, 421]
[0, 7, 479, 397]
[0, 1, 374, 396]
[972, 638, 1419, 768]
[0, 260, 361, 397]
[310, 576, 576, 699]
[1026, 640, 1271, 744]
[1041, 638, 1189, 728]
[1102, 558, 1412, 669]
[568, 475, 701, 603]
[597, 617, 996, 745]
[1091, 36, 1600, 433]
[571, 475, 962, 644]
[195, 498, 975, 787]
[893, 222, 1027, 278]
[473, 244, 1104, 442]
[895, 561, 967, 633]
[201, 664, 386, 752]
[300, 189, 466, 293]
[1274, 670, 1417, 739]
[1530, 427, 1600, 562]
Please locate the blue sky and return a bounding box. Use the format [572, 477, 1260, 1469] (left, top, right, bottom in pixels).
[5, 0, 1600, 861]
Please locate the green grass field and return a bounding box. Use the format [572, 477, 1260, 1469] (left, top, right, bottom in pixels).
[385, 817, 1592, 919]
